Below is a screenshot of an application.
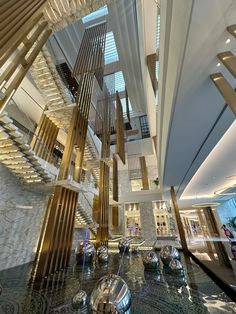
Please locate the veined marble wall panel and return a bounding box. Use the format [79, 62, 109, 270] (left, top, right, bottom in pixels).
[0, 165, 48, 271]
[139, 201, 156, 242]
[72, 228, 87, 251]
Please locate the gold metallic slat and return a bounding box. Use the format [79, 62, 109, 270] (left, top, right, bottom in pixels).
[56, 188, 72, 270]
[72, 22, 107, 76]
[0, 0, 46, 51]
[217, 51, 236, 79]
[170, 186, 188, 254]
[0, 21, 47, 88]
[116, 91, 125, 164]
[35, 186, 63, 277]
[64, 191, 78, 267]
[113, 154, 118, 202]
[58, 106, 79, 180]
[227, 24, 236, 38]
[139, 156, 149, 190]
[0, 28, 52, 114]
[93, 194, 100, 224]
[0, 13, 43, 68]
[210, 73, 236, 116]
[112, 206, 119, 227]
[147, 53, 158, 93]
[60, 190, 76, 269]
[48, 187, 69, 274]
[0, 0, 34, 31]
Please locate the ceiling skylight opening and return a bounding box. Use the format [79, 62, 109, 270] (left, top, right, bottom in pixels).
[104, 71, 125, 94]
[120, 97, 132, 113]
[156, 14, 160, 49]
[114, 71, 125, 93]
[82, 5, 108, 24]
[105, 31, 119, 65]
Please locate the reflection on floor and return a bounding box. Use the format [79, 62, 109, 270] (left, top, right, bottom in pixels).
[188, 236, 236, 289]
[0, 252, 236, 313]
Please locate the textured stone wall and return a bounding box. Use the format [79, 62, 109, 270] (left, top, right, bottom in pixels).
[72, 228, 87, 250]
[0, 164, 48, 271]
[139, 201, 157, 241]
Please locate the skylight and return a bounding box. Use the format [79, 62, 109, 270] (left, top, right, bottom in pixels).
[82, 5, 108, 24]
[114, 71, 125, 92]
[120, 97, 132, 113]
[104, 71, 125, 94]
[105, 32, 119, 64]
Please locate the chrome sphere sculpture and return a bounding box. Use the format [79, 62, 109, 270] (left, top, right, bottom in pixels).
[90, 274, 131, 313]
[118, 238, 130, 253]
[97, 245, 108, 256]
[169, 259, 184, 275]
[72, 290, 88, 310]
[143, 251, 159, 270]
[98, 252, 109, 263]
[160, 245, 180, 266]
[76, 241, 95, 264]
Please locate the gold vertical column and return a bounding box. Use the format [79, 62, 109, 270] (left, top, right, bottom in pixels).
[139, 156, 149, 190]
[204, 207, 231, 268]
[113, 154, 118, 202]
[116, 91, 125, 164]
[170, 186, 188, 254]
[96, 161, 110, 246]
[112, 206, 119, 227]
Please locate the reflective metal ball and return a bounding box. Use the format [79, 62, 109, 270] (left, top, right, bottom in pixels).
[169, 258, 184, 275]
[90, 274, 131, 313]
[72, 290, 88, 309]
[76, 241, 95, 264]
[160, 245, 180, 266]
[118, 238, 130, 253]
[97, 245, 108, 256]
[143, 251, 159, 270]
[98, 252, 109, 263]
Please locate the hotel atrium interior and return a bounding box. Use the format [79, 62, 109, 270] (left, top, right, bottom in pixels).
[1, 0, 236, 312]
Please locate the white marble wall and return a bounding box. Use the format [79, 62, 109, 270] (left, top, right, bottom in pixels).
[0, 165, 48, 271]
[139, 201, 157, 241]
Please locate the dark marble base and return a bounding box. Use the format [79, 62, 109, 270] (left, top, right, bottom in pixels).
[0, 252, 235, 313]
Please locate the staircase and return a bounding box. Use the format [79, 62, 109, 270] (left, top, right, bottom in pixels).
[75, 202, 98, 237]
[0, 112, 54, 184]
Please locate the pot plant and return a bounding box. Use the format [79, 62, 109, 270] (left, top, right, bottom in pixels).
[153, 177, 159, 188]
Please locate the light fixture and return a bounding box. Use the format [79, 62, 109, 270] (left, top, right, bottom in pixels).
[214, 187, 236, 196]
[216, 62, 221, 67]
[192, 202, 220, 208]
[226, 38, 231, 44]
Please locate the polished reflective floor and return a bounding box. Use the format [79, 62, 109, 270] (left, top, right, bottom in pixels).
[0, 252, 235, 313]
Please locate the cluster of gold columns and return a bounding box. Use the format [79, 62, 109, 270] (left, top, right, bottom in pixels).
[35, 23, 107, 276]
[31, 113, 59, 162]
[0, 3, 51, 114]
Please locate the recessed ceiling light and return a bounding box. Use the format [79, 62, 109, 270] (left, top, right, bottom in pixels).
[192, 202, 220, 208]
[217, 63, 221, 67]
[226, 38, 231, 44]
